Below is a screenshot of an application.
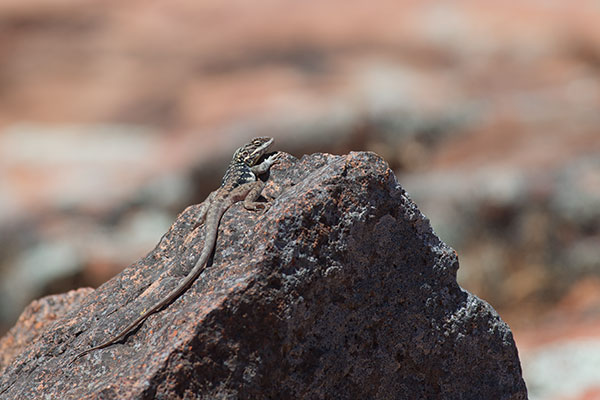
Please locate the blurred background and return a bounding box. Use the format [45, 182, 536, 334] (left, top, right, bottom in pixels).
[1, 1, 599, 398]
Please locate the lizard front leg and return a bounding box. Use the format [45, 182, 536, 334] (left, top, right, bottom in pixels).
[251, 152, 280, 175]
[246, 152, 280, 209]
[242, 181, 269, 211]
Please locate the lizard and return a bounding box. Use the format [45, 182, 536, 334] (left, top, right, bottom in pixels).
[69, 137, 279, 364]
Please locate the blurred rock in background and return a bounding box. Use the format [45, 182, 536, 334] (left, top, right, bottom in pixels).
[0, 1, 599, 398]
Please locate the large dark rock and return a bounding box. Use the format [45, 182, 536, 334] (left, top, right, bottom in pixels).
[0, 151, 527, 399]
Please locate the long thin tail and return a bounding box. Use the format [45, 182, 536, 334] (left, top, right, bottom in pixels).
[69, 202, 228, 364]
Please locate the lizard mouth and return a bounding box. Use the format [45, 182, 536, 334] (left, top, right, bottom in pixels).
[250, 137, 274, 158]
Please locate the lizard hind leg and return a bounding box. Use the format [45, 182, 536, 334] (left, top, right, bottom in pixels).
[191, 191, 217, 229]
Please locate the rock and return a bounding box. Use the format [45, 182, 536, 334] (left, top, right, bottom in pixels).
[0, 288, 92, 376]
[0, 151, 527, 399]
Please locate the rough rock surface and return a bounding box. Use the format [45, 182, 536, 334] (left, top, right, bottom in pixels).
[0, 152, 527, 399]
[0, 288, 92, 376]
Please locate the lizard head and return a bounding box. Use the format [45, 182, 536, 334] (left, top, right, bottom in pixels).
[233, 137, 274, 166]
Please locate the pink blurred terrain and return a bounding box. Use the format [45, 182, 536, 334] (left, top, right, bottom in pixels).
[1, 1, 599, 398]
